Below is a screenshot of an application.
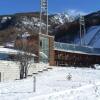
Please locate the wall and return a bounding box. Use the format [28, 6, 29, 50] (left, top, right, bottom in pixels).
[54, 50, 100, 67]
[0, 61, 20, 82]
[49, 36, 55, 66]
[15, 34, 39, 63]
[0, 60, 49, 82]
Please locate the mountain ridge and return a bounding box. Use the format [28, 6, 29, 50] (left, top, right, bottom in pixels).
[0, 10, 100, 47]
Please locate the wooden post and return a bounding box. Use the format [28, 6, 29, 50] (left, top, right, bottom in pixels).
[0, 72, 1, 82]
[33, 75, 36, 92]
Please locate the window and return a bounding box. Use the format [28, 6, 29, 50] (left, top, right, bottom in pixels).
[39, 36, 49, 63]
[40, 40, 42, 48]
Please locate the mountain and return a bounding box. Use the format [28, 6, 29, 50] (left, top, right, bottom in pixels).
[54, 11, 100, 44]
[0, 11, 78, 45]
[0, 10, 100, 48]
[49, 12, 76, 24]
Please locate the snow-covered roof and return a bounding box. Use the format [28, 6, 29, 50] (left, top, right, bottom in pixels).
[0, 47, 36, 57]
[4, 42, 14, 48]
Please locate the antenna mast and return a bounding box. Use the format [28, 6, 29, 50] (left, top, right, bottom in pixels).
[40, 0, 48, 35]
[79, 15, 86, 46]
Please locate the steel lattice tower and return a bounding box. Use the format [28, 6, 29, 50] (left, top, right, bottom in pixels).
[38, 0, 49, 63]
[40, 0, 48, 35]
[79, 15, 86, 46]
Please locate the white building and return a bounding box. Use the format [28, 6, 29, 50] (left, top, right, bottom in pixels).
[0, 47, 36, 82]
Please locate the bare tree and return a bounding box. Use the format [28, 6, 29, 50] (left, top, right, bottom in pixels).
[15, 37, 35, 79]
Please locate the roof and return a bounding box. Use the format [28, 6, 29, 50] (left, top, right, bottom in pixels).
[54, 42, 100, 56]
[0, 47, 36, 57]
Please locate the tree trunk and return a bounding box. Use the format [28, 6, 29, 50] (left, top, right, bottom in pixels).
[20, 66, 24, 79]
[24, 66, 28, 78]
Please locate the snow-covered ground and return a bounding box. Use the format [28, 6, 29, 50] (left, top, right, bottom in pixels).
[0, 67, 100, 100]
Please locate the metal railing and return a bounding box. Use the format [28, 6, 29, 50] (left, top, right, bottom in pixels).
[54, 42, 100, 55]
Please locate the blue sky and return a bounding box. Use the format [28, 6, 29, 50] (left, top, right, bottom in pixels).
[0, 0, 100, 15]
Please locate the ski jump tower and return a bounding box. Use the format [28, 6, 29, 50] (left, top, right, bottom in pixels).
[79, 15, 86, 46]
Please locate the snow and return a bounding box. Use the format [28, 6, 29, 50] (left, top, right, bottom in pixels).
[50, 12, 76, 25]
[39, 52, 48, 58]
[1, 17, 8, 23]
[0, 47, 36, 56]
[18, 32, 30, 39]
[1, 16, 12, 23]
[94, 64, 100, 70]
[76, 26, 100, 48]
[0, 66, 100, 100]
[86, 26, 100, 44]
[0, 47, 19, 55]
[93, 38, 100, 48]
[4, 42, 14, 48]
[21, 16, 46, 30]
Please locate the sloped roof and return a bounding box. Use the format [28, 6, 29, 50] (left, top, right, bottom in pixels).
[0, 47, 36, 57]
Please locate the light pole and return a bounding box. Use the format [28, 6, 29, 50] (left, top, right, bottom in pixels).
[79, 15, 86, 46]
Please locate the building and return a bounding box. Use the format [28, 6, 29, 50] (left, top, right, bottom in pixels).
[53, 42, 100, 67]
[15, 33, 100, 67]
[0, 47, 36, 82]
[1, 34, 100, 82]
[15, 33, 54, 65]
